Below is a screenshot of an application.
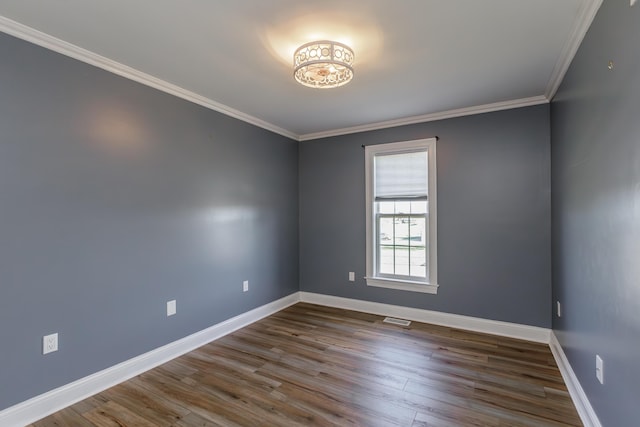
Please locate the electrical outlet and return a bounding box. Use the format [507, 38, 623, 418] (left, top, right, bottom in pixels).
[348, 272, 355, 282]
[596, 355, 604, 384]
[43, 333, 58, 355]
[631, 0, 637, 7]
[243, 280, 249, 292]
[557, 301, 562, 317]
[167, 300, 177, 316]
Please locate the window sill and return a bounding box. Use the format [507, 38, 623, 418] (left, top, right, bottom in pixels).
[365, 277, 439, 294]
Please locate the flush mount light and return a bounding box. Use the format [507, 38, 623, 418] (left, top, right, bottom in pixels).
[293, 40, 354, 89]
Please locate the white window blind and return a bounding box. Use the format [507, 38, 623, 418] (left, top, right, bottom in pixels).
[374, 151, 428, 200]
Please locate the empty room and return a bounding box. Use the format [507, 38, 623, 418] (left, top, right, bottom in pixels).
[0, 1, 638, 426]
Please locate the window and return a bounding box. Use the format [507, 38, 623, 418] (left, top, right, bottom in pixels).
[365, 138, 438, 294]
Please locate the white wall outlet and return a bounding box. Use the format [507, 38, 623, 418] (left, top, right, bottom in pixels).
[43, 333, 58, 355]
[348, 272, 355, 282]
[557, 301, 562, 317]
[596, 354, 604, 384]
[167, 300, 177, 316]
[243, 280, 249, 292]
[631, 0, 637, 7]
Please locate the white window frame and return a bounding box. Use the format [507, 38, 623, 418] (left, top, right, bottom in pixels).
[365, 138, 438, 294]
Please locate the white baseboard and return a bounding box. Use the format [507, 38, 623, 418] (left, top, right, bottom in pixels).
[549, 332, 602, 427]
[5, 291, 598, 427]
[0, 292, 300, 427]
[299, 292, 551, 343]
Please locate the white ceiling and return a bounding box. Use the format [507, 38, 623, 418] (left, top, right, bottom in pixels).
[0, 0, 601, 140]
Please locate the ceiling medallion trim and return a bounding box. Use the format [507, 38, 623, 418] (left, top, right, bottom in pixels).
[293, 40, 354, 89]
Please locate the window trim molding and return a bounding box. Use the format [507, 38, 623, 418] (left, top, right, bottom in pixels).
[365, 138, 438, 294]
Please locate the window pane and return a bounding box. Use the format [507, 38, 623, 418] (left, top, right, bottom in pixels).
[378, 201, 394, 214]
[379, 216, 394, 244]
[377, 213, 428, 279]
[410, 247, 427, 278]
[409, 217, 426, 278]
[379, 245, 395, 275]
[394, 247, 410, 276]
[409, 217, 426, 246]
[395, 201, 411, 214]
[394, 216, 409, 245]
[410, 200, 427, 214]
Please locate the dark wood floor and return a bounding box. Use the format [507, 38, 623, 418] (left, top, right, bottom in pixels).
[30, 303, 581, 427]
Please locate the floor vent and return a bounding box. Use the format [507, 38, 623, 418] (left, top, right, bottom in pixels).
[383, 317, 411, 327]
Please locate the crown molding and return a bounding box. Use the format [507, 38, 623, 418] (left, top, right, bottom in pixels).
[299, 95, 549, 141]
[0, 0, 599, 144]
[0, 16, 299, 141]
[544, 0, 603, 100]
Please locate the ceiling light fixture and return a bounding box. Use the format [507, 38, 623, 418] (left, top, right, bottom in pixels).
[293, 40, 354, 89]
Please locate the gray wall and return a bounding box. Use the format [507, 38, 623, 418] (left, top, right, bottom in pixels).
[0, 33, 298, 410]
[550, 0, 640, 425]
[299, 105, 551, 328]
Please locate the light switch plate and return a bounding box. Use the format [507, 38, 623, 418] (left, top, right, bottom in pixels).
[348, 272, 355, 281]
[243, 280, 249, 292]
[167, 300, 177, 316]
[596, 354, 604, 384]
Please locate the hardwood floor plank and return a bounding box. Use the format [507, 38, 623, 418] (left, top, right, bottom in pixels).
[98, 379, 190, 426]
[30, 407, 95, 427]
[412, 409, 497, 427]
[81, 400, 157, 427]
[173, 412, 227, 427]
[32, 302, 582, 426]
[134, 369, 257, 426]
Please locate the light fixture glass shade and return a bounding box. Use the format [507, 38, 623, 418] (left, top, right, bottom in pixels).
[293, 40, 354, 89]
